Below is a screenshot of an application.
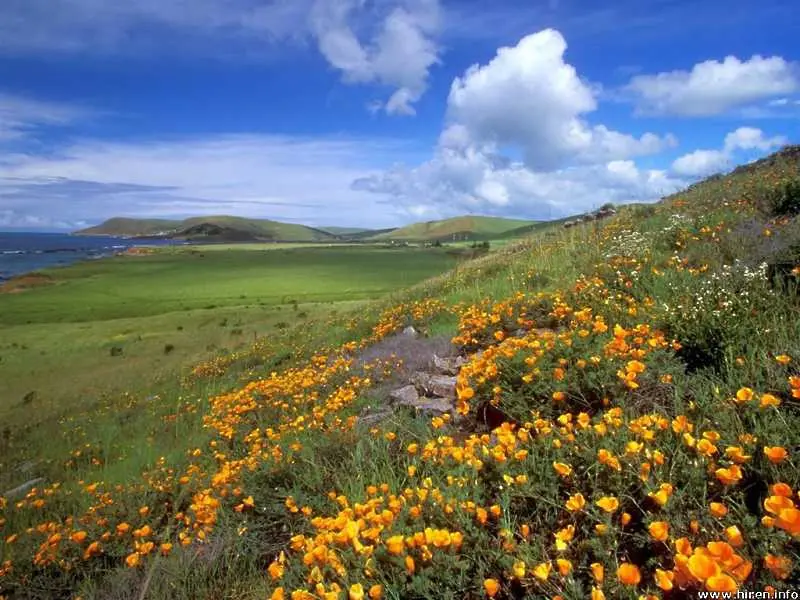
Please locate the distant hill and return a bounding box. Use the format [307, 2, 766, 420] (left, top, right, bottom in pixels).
[371, 215, 538, 242]
[76, 217, 181, 237]
[74, 214, 547, 244]
[75, 216, 337, 243]
[318, 226, 376, 235]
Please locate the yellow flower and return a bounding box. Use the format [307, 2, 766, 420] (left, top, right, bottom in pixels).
[764, 446, 788, 463]
[385, 535, 405, 555]
[349, 584, 365, 600]
[590, 562, 604, 583]
[596, 496, 619, 513]
[715, 465, 743, 485]
[617, 563, 641, 586]
[70, 531, 88, 544]
[654, 569, 674, 591]
[483, 578, 500, 597]
[709, 502, 728, 518]
[368, 584, 383, 600]
[125, 552, 141, 568]
[775, 354, 792, 365]
[533, 562, 551, 580]
[725, 525, 744, 547]
[590, 587, 605, 600]
[268, 560, 285, 580]
[565, 493, 586, 512]
[553, 462, 572, 477]
[760, 393, 781, 408]
[734, 387, 754, 403]
[404, 555, 415, 574]
[648, 521, 669, 542]
[556, 558, 572, 576]
[512, 560, 526, 579]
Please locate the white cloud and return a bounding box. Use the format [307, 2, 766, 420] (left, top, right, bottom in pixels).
[626, 55, 799, 116]
[723, 126, 787, 152]
[353, 29, 681, 219]
[0, 0, 441, 115]
[444, 29, 674, 169]
[311, 0, 440, 115]
[671, 150, 729, 177]
[671, 126, 787, 177]
[0, 134, 421, 229]
[0, 93, 89, 140]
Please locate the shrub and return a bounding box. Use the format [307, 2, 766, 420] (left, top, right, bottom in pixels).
[163, 343, 175, 354]
[768, 178, 800, 217]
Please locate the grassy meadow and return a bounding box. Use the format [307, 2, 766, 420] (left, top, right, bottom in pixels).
[2, 149, 800, 599]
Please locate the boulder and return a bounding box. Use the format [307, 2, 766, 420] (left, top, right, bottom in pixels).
[389, 385, 420, 405]
[401, 326, 418, 338]
[411, 372, 457, 398]
[431, 354, 466, 375]
[397, 396, 453, 414]
[4, 477, 45, 500]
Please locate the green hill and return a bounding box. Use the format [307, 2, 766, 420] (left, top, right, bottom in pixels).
[371, 215, 538, 241]
[318, 226, 376, 236]
[75, 217, 181, 237]
[75, 215, 337, 242]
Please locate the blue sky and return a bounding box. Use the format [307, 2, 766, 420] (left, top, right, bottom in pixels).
[0, 0, 798, 230]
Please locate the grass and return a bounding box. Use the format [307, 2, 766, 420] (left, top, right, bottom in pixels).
[0, 245, 460, 324]
[2, 147, 800, 599]
[76, 216, 337, 242]
[372, 215, 537, 242]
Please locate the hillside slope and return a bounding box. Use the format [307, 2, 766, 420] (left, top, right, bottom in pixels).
[75, 215, 337, 242]
[371, 215, 538, 241]
[6, 146, 800, 598]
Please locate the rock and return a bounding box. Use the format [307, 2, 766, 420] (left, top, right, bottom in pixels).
[358, 408, 394, 427]
[431, 354, 465, 375]
[411, 372, 457, 399]
[397, 396, 453, 414]
[4, 477, 45, 500]
[401, 326, 418, 338]
[389, 385, 419, 405]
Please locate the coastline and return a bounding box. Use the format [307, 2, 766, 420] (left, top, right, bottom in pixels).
[0, 232, 187, 282]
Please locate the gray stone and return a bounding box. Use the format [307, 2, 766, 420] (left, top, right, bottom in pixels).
[397, 396, 453, 414]
[389, 384, 419, 405]
[431, 354, 465, 375]
[401, 326, 418, 338]
[411, 372, 457, 398]
[4, 477, 45, 500]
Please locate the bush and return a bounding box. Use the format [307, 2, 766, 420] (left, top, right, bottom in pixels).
[768, 178, 800, 216]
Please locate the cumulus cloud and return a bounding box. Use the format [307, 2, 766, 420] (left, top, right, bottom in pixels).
[0, 0, 441, 115]
[671, 127, 787, 177]
[0, 135, 422, 229]
[354, 29, 681, 219]
[444, 29, 674, 169]
[626, 55, 800, 116]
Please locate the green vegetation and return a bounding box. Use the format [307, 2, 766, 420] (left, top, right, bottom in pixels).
[371, 215, 538, 242]
[0, 244, 458, 431]
[2, 147, 800, 600]
[75, 216, 338, 242]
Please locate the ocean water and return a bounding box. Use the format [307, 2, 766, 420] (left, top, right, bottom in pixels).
[0, 232, 184, 280]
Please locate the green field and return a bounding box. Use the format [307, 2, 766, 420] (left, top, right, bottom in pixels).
[0, 245, 459, 324]
[0, 245, 460, 431]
